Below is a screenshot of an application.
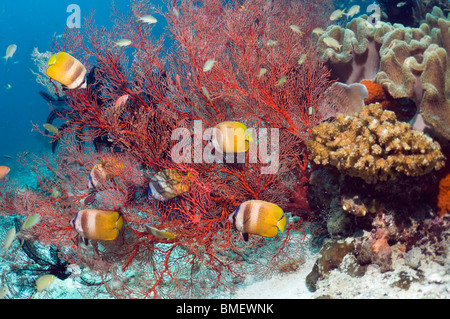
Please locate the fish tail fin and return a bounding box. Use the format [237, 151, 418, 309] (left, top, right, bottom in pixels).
[277, 215, 288, 233]
[116, 214, 124, 230]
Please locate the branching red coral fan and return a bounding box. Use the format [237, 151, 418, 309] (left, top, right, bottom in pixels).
[0, 0, 339, 298]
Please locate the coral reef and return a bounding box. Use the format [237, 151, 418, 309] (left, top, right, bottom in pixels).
[316, 8, 450, 140]
[308, 7, 450, 290]
[361, 80, 417, 122]
[2, 0, 449, 300]
[307, 212, 450, 293]
[316, 16, 394, 84]
[305, 154, 449, 292]
[306, 103, 445, 184]
[377, 0, 450, 27]
[1, 0, 340, 299]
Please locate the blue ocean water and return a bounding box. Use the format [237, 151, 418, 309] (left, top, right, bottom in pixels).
[0, 0, 167, 164]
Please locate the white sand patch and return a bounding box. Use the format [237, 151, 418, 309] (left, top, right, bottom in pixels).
[215, 250, 318, 299]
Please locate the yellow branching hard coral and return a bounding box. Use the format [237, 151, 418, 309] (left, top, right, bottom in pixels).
[306, 103, 445, 184]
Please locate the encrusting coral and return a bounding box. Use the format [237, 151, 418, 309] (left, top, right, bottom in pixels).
[306, 103, 445, 184]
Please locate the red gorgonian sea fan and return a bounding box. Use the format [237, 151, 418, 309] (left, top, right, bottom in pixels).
[0, 0, 341, 298]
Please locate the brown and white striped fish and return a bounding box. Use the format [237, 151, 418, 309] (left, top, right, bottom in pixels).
[88, 157, 124, 189]
[228, 200, 288, 242]
[46, 52, 87, 90]
[148, 169, 193, 201]
[70, 209, 123, 245]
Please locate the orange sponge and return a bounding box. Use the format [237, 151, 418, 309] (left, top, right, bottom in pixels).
[437, 162, 450, 217]
[361, 80, 396, 109]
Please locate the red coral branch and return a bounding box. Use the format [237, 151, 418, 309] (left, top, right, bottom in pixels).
[0, 0, 340, 298]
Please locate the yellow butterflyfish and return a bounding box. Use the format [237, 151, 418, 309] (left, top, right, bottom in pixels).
[228, 200, 288, 242]
[46, 52, 87, 90]
[210, 121, 254, 153]
[70, 209, 123, 244]
[148, 169, 194, 201]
